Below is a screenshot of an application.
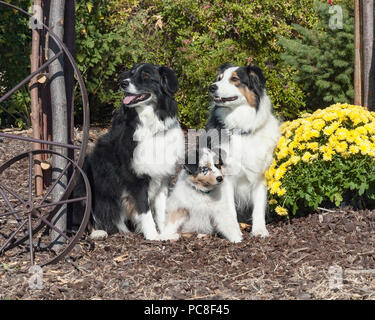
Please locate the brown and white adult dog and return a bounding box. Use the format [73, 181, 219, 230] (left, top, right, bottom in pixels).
[206, 63, 280, 237]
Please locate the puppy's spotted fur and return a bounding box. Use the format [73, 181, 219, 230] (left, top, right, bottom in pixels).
[160, 148, 242, 243]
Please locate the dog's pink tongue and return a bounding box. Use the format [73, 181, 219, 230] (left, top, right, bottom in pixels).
[123, 95, 137, 105]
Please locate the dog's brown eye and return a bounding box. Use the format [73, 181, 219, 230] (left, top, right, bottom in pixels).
[231, 77, 239, 82]
[215, 163, 222, 169]
[215, 73, 223, 81]
[142, 72, 150, 79]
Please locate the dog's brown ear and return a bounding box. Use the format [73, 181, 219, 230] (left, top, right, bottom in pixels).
[159, 66, 179, 96]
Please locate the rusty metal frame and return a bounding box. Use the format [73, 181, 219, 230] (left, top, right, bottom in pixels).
[0, 1, 89, 166]
[0, 1, 91, 266]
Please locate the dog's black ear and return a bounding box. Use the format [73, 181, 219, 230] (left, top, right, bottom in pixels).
[246, 65, 266, 89]
[159, 66, 179, 96]
[212, 147, 227, 166]
[183, 149, 199, 175]
[218, 63, 235, 74]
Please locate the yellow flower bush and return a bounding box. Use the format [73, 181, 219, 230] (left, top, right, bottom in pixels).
[266, 103, 375, 216]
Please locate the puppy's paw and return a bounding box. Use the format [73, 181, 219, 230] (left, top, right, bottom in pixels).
[251, 227, 269, 238]
[90, 230, 108, 241]
[159, 233, 180, 241]
[143, 233, 161, 241]
[228, 233, 243, 243]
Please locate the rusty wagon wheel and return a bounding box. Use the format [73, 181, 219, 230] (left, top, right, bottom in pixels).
[0, 2, 91, 267]
[0, 150, 91, 267]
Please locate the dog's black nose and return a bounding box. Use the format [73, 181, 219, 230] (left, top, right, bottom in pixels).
[216, 176, 223, 182]
[121, 80, 130, 89]
[209, 84, 218, 93]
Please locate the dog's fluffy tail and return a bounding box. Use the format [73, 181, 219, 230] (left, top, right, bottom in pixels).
[70, 157, 93, 229]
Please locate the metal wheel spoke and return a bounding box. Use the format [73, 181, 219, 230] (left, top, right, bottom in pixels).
[0, 181, 26, 205]
[0, 185, 15, 211]
[28, 152, 33, 203]
[0, 219, 28, 253]
[0, 208, 25, 218]
[0, 50, 63, 104]
[0, 186, 24, 224]
[38, 161, 72, 206]
[28, 214, 34, 265]
[35, 196, 87, 209]
[31, 209, 71, 242]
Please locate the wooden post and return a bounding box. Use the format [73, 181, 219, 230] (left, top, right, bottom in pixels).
[354, 0, 363, 106]
[30, 0, 43, 196]
[362, 0, 374, 110]
[64, 0, 76, 231]
[49, 0, 68, 249]
[64, 0, 76, 145]
[40, 0, 52, 187]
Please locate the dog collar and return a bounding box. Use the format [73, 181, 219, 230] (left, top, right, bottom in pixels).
[192, 186, 211, 195]
[229, 128, 252, 135]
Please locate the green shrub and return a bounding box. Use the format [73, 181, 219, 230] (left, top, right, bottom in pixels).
[278, 1, 354, 112]
[75, 0, 320, 127]
[266, 104, 375, 217]
[0, 0, 32, 128]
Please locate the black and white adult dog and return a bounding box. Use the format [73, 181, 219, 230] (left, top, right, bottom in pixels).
[74, 63, 184, 240]
[206, 63, 280, 237]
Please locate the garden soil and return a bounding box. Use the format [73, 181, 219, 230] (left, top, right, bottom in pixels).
[1, 128, 374, 300]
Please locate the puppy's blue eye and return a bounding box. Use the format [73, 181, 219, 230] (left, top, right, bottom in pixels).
[199, 166, 210, 175]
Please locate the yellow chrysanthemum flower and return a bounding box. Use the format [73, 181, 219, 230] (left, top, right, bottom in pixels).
[312, 119, 325, 131]
[266, 103, 375, 217]
[349, 145, 359, 154]
[302, 151, 312, 162]
[335, 141, 347, 153]
[275, 206, 288, 216]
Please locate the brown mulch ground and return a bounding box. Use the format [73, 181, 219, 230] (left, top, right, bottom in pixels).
[1, 128, 375, 300]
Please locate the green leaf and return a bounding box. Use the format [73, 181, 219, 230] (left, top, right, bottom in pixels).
[359, 182, 368, 196]
[87, 2, 93, 13]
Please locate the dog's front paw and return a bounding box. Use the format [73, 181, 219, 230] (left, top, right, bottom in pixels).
[251, 227, 269, 238]
[228, 233, 243, 243]
[143, 233, 161, 241]
[90, 230, 108, 241]
[159, 233, 180, 241]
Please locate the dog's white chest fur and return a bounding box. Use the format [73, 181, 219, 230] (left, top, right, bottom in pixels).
[229, 123, 279, 181]
[217, 105, 257, 133]
[214, 94, 280, 211]
[131, 105, 184, 178]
